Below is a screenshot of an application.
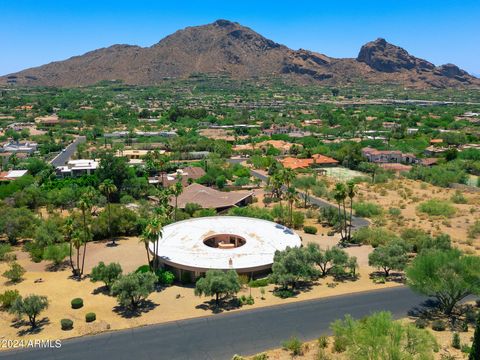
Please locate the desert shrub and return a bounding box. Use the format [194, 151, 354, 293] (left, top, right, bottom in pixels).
[231, 355, 245, 360]
[252, 353, 268, 360]
[42, 243, 69, 266]
[468, 220, 480, 239]
[417, 199, 456, 217]
[318, 206, 343, 228]
[351, 227, 397, 247]
[431, 320, 446, 331]
[0, 243, 12, 261]
[303, 225, 318, 234]
[316, 349, 331, 360]
[0, 289, 20, 310]
[228, 206, 274, 221]
[71, 298, 84, 309]
[292, 211, 305, 229]
[415, 318, 429, 329]
[452, 332, 461, 349]
[135, 265, 150, 273]
[111, 272, 157, 309]
[282, 336, 303, 356]
[157, 269, 175, 286]
[451, 190, 468, 204]
[249, 277, 270, 288]
[2, 262, 25, 283]
[388, 207, 401, 217]
[85, 312, 96, 323]
[61, 318, 73, 330]
[353, 202, 383, 218]
[318, 335, 329, 349]
[239, 295, 254, 305]
[333, 336, 347, 353]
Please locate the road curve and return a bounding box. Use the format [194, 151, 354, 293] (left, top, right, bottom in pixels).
[2, 286, 425, 360]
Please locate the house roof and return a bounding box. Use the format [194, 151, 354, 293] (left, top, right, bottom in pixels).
[311, 154, 338, 165]
[280, 157, 314, 169]
[170, 183, 253, 209]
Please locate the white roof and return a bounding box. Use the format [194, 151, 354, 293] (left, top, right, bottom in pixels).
[6, 170, 28, 178]
[150, 216, 302, 272]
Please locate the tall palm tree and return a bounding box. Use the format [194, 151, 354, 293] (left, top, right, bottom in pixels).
[285, 187, 297, 227]
[77, 196, 92, 278]
[333, 183, 347, 241]
[280, 168, 296, 189]
[71, 230, 84, 280]
[63, 217, 75, 275]
[99, 179, 118, 245]
[346, 181, 356, 242]
[171, 181, 183, 221]
[143, 217, 164, 271]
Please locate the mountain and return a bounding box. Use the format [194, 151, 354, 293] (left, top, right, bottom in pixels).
[1, 20, 478, 88]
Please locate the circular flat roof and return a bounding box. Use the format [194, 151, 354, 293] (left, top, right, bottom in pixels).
[150, 216, 302, 272]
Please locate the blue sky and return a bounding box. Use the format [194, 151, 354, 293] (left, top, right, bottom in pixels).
[1, 0, 479, 75]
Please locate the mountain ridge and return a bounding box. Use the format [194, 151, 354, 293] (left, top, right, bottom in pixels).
[2, 19, 478, 88]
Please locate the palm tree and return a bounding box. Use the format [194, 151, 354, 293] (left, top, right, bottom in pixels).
[333, 183, 347, 241]
[280, 168, 296, 189]
[346, 181, 356, 242]
[285, 187, 297, 227]
[71, 230, 84, 279]
[99, 179, 118, 245]
[143, 217, 164, 271]
[171, 181, 183, 221]
[77, 196, 92, 278]
[63, 217, 75, 275]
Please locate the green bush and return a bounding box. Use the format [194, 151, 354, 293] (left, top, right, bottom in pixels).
[239, 295, 254, 306]
[249, 278, 270, 288]
[2, 262, 25, 283]
[61, 318, 73, 330]
[303, 225, 318, 234]
[71, 298, 84, 309]
[85, 312, 96, 323]
[282, 336, 303, 356]
[417, 199, 456, 217]
[452, 332, 461, 349]
[353, 202, 383, 218]
[468, 221, 480, 239]
[318, 335, 329, 349]
[415, 318, 429, 329]
[431, 320, 446, 331]
[157, 270, 175, 286]
[451, 190, 467, 204]
[0, 289, 20, 310]
[351, 227, 398, 247]
[274, 288, 295, 299]
[252, 353, 268, 360]
[0, 243, 12, 261]
[135, 265, 150, 274]
[388, 207, 401, 217]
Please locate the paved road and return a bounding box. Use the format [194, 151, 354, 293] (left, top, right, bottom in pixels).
[49, 136, 86, 167]
[2, 287, 425, 360]
[248, 168, 369, 230]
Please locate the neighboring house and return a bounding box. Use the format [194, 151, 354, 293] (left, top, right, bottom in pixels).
[56, 159, 98, 178]
[0, 169, 28, 182]
[2, 141, 38, 154]
[280, 154, 338, 170]
[168, 183, 253, 212]
[361, 147, 417, 164]
[262, 124, 300, 136]
[423, 146, 449, 157]
[149, 166, 206, 187]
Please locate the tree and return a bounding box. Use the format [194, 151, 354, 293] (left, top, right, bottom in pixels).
[271, 247, 317, 290]
[0, 207, 37, 245]
[346, 180, 356, 242]
[368, 241, 409, 277]
[43, 243, 69, 267]
[10, 295, 49, 329]
[470, 313, 480, 360]
[194, 270, 241, 306]
[142, 216, 163, 270]
[331, 311, 437, 359]
[90, 262, 123, 290]
[171, 181, 183, 221]
[77, 195, 92, 278]
[285, 187, 297, 227]
[3, 262, 26, 283]
[333, 183, 348, 242]
[406, 249, 480, 314]
[306, 244, 349, 277]
[99, 179, 118, 245]
[111, 272, 157, 309]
